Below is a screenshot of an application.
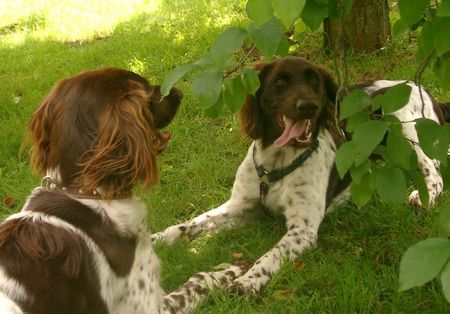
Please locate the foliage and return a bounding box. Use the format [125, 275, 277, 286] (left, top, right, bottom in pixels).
[160, 0, 450, 303]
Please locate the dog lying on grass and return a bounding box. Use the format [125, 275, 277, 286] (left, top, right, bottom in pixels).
[153, 56, 450, 293]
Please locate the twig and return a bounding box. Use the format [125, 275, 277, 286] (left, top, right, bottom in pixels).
[413, 48, 436, 117]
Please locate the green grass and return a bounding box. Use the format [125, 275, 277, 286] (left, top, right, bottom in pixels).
[1, 1, 450, 313]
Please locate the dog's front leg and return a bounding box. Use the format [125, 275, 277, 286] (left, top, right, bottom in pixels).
[151, 197, 257, 244]
[152, 154, 260, 244]
[231, 208, 323, 294]
[161, 264, 246, 313]
[401, 123, 444, 207]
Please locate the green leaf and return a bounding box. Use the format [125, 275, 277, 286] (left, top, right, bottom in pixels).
[192, 69, 223, 107]
[272, 0, 305, 29]
[350, 172, 374, 208]
[339, 89, 371, 120]
[346, 111, 369, 132]
[416, 22, 434, 62]
[350, 160, 370, 184]
[223, 75, 247, 112]
[204, 92, 224, 118]
[277, 33, 290, 56]
[438, 205, 450, 236]
[379, 83, 412, 114]
[374, 167, 407, 207]
[415, 118, 449, 166]
[194, 53, 214, 66]
[243, 68, 260, 95]
[440, 261, 450, 302]
[211, 28, 247, 67]
[398, 0, 430, 25]
[411, 168, 430, 208]
[335, 141, 355, 178]
[433, 17, 450, 56]
[294, 19, 307, 34]
[399, 238, 450, 291]
[437, 0, 450, 17]
[352, 120, 389, 165]
[392, 18, 409, 38]
[434, 56, 450, 90]
[301, 0, 328, 31]
[386, 126, 413, 169]
[161, 63, 197, 97]
[442, 163, 450, 191]
[248, 17, 283, 59]
[246, 0, 274, 26]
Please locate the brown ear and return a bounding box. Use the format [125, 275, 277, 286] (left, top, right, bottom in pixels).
[239, 95, 265, 139]
[316, 66, 339, 128]
[318, 66, 338, 104]
[148, 85, 182, 129]
[79, 82, 159, 198]
[28, 92, 56, 175]
[239, 61, 276, 139]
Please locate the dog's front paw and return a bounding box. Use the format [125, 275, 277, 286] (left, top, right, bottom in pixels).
[229, 276, 260, 295]
[151, 225, 185, 244]
[408, 190, 434, 209]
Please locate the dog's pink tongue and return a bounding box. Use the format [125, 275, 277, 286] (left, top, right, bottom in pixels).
[155, 131, 172, 153]
[274, 118, 307, 147]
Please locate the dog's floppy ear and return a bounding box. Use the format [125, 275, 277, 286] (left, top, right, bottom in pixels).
[316, 66, 339, 128]
[149, 85, 182, 129]
[239, 95, 264, 139]
[79, 80, 159, 198]
[28, 90, 57, 175]
[239, 61, 273, 140]
[318, 66, 338, 104]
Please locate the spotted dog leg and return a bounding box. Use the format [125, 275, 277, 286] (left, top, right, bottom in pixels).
[231, 212, 322, 294]
[161, 265, 245, 313]
[408, 148, 443, 207]
[152, 198, 258, 244]
[402, 123, 444, 207]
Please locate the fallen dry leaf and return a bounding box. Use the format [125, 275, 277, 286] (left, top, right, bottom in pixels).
[213, 262, 233, 270]
[273, 289, 294, 300]
[3, 195, 16, 208]
[293, 261, 305, 270]
[232, 252, 244, 260]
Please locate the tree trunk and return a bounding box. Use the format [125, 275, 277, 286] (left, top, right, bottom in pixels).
[324, 0, 391, 53]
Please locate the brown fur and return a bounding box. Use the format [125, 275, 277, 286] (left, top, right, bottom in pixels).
[27, 68, 181, 199]
[240, 57, 338, 146]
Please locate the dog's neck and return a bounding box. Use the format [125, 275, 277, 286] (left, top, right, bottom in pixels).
[42, 170, 132, 200]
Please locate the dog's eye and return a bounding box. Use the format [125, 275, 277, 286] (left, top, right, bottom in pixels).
[307, 72, 319, 85]
[274, 78, 287, 87]
[309, 76, 318, 84]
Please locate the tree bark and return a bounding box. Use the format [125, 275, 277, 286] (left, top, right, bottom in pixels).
[324, 0, 391, 53]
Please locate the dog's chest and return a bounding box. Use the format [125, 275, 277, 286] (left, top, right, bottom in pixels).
[256, 132, 337, 213]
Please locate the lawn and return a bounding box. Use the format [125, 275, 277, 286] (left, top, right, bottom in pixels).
[1, 0, 449, 312]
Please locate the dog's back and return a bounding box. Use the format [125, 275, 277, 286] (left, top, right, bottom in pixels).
[0, 190, 117, 314]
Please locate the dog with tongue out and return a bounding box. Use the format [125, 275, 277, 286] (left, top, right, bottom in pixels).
[153, 55, 448, 294]
[153, 56, 344, 293]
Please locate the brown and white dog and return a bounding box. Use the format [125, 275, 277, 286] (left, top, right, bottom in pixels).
[0, 68, 243, 313]
[152, 56, 450, 293]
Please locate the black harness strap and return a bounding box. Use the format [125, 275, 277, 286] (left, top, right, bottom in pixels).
[253, 137, 320, 199]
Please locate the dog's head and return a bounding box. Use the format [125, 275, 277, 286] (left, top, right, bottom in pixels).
[28, 68, 182, 199]
[240, 56, 338, 148]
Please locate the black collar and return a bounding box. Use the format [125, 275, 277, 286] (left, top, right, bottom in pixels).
[253, 138, 319, 199]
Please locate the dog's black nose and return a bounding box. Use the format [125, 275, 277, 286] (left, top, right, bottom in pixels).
[296, 100, 318, 117]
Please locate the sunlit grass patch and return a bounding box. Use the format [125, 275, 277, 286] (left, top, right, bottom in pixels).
[0, 0, 161, 45]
